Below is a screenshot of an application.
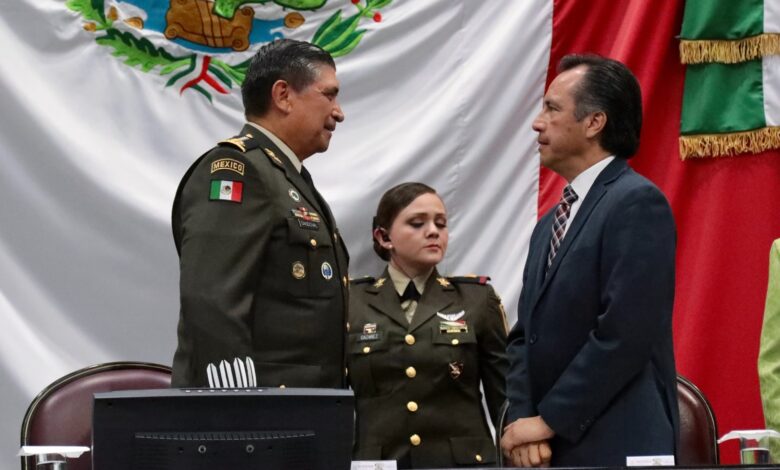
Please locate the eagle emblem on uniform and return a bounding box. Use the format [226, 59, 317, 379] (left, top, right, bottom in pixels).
[67, 0, 392, 101]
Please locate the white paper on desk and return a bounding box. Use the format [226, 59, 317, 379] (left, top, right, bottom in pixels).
[18, 446, 91, 458]
[626, 455, 675, 466]
[351, 460, 397, 470]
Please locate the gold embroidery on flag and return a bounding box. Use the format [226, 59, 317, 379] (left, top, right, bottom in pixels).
[679, 126, 780, 159]
[680, 34, 780, 64]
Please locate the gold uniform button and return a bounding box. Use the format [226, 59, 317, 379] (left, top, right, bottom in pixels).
[476, 454, 483, 462]
[363, 346, 371, 354]
[342, 276, 348, 287]
[451, 338, 459, 346]
[410, 434, 421, 446]
[405, 334, 416, 345]
[405, 367, 417, 378]
[279, 384, 286, 389]
[346, 322, 350, 332]
[309, 238, 317, 248]
[406, 401, 418, 412]
[345, 367, 349, 376]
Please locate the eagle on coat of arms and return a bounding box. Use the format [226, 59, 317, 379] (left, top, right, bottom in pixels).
[67, 0, 391, 100]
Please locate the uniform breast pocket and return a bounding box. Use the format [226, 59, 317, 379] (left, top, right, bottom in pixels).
[286, 217, 338, 298]
[432, 328, 479, 383]
[347, 332, 391, 396]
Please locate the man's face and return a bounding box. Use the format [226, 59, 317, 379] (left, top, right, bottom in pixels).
[286, 65, 344, 159]
[532, 66, 590, 172]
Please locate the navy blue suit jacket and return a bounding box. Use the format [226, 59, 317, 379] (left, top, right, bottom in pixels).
[506, 158, 679, 466]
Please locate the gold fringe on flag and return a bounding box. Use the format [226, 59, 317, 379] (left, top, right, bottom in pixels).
[679, 127, 780, 159]
[680, 34, 780, 64]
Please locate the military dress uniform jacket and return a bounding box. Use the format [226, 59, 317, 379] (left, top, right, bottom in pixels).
[171, 124, 349, 389]
[348, 268, 508, 468]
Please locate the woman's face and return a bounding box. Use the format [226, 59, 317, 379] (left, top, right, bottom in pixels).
[382, 192, 448, 275]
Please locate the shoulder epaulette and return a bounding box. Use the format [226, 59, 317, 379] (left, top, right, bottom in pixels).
[447, 274, 491, 285]
[218, 133, 260, 153]
[349, 276, 376, 285]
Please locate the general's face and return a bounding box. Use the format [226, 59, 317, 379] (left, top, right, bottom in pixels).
[386, 193, 448, 273]
[287, 64, 344, 159]
[532, 66, 590, 172]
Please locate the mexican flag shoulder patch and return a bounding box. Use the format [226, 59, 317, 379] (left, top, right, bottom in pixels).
[210, 180, 243, 203]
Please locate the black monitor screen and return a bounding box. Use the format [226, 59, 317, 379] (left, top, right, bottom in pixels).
[92, 387, 354, 470]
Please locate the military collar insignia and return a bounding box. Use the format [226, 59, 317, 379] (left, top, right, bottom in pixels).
[436, 277, 451, 288]
[373, 277, 386, 289]
[263, 147, 284, 167]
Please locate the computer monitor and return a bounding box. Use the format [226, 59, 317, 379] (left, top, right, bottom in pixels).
[92, 387, 353, 470]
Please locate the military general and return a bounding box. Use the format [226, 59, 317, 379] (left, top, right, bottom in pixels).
[171, 39, 350, 389]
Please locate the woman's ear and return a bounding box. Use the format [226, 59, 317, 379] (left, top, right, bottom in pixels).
[374, 228, 392, 249]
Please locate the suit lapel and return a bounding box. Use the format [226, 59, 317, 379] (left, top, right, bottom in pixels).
[246, 126, 333, 228]
[532, 159, 629, 310]
[409, 270, 454, 333]
[365, 268, 409, 329]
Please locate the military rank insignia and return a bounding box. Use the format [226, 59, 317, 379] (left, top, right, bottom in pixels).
[209, 180, 243, 203]
[263, 147, 284, 167]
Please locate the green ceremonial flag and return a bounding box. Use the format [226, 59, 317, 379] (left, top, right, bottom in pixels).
[679, 0, 780, 159]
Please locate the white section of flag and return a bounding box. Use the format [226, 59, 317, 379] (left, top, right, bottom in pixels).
[763, 55, 780, 126]
[765, 0, 780, 33]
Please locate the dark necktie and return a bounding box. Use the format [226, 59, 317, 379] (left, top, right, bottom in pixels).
[300, 166, 331, 225]
[399, 282, 421, 303]
[547, 185, 578, 270]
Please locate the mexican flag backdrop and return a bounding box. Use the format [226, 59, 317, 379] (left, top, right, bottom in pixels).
[1, 1, 778, 466]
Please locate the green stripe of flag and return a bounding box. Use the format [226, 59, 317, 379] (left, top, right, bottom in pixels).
[210, 180, 221, 199]
[681, 60, 765, 135]
[681, 0, 763, 40]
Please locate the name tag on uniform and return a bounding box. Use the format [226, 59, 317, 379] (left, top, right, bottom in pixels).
[297, 219, 319, 230]
[360, 323, 381, 341]
[359, 333, 381, 342]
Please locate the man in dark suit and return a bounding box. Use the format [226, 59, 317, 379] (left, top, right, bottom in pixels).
[500, 54, 679, 467]
[171, 39, 349, 389]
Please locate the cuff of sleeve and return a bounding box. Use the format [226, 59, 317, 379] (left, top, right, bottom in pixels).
[538, 400, 593, 444]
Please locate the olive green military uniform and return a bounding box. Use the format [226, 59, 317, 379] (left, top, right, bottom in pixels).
[171, 124, 349, 389]
[348, 268, 508, 468]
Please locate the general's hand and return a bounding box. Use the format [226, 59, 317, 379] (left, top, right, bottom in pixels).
[508, 440, 552, 467]
[500, 415, 555, 458]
